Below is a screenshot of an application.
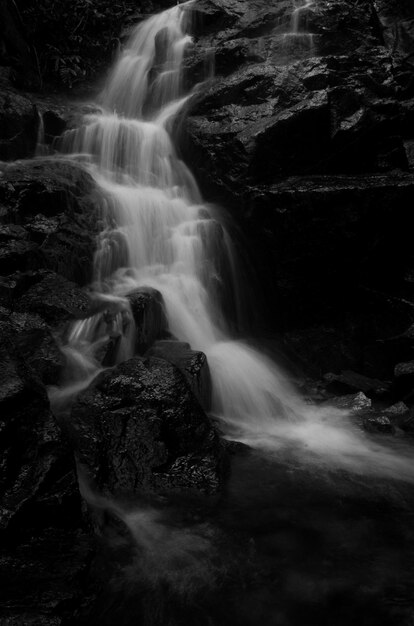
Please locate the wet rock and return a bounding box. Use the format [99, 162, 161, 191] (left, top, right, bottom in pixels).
[146, 340, 212, 410]
[324, 370, 391, 397]
[383, 401, 410, 417]
[393, 360, 414, 398]
[181, 0, 414, 382]
[394, 360, 414, 378]
[0, 302, 89, 622]
[0, 238, 40, 274]
[243, 173, 414, 338]
[0, 159, 99, 284]
[16, 271, 91, 328]
[0, 307, 63, 385]
[362, 413, 395, 434]
[0, 326, 77, 531]
[373, 0, 414, 79]
[127, 287, 168, 353]
[189, 0, 246, 37]
[381, 401, 410, 430]
[71, 356, 225, 496]
[326, 391, 372, 414]
[0, 87, 38, 160]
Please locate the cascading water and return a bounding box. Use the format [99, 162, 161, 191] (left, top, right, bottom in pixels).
[281, 0, 316, 57]
[50, 0, 414, 484]
[52, 0, 302, 428]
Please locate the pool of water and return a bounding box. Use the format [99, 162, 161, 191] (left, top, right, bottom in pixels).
[80, 442, 414, 626]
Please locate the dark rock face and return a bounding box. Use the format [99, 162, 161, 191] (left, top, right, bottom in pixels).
[324, 370, 391, 398]
[71, 356, 225, 496]
[0, 159, 100, 284]
[147, 339, 212, 410]
[0, 130, 99, 622]
[0, 286, 92, 625]
[180, 0, 414, 387]
[0, 315, 83, 542]
[0, 306, 63, 385]
[362, 413, 395, 434]
[127, 287, 168, 354]
[325, 391, 372, 414]
[0, 87, 38, 160]
[0, 329, 61, 530]
[184, 0, 414, 189]
[16, 271, 91, 328]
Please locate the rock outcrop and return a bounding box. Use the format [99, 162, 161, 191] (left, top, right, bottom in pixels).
[0, 159, 100, 284]
[71, 356, 225, 496]
[180, 0, 414, 386]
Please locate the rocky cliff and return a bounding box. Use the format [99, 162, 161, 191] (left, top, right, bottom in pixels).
[181, 0, 414, 382]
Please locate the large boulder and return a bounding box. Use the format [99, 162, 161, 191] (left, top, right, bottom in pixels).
[71, 356, 226, 496]
[127, 287, 168, 354]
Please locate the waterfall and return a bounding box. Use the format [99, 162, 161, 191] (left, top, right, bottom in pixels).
[51, 0, 301, 429]
[49, 1, 414, 484]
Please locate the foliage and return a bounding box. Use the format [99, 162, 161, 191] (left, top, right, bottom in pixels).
[19, 0, 145, 89]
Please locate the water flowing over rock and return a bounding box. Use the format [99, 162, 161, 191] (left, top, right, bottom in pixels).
[52, 0, 310, 452]
[127, 287, 168, 354]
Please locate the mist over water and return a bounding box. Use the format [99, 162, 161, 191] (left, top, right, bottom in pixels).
[48, 0, 414, 500]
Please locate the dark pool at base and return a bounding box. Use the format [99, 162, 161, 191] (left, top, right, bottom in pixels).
[81, 446, 414, 626]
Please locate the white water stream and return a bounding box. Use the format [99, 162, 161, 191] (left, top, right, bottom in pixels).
[50, 1, 414, 484]
[282, 0, 316, 55]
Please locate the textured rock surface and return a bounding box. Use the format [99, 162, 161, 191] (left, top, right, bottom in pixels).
[0, 159, 100, 284]
[324, 391, 372, 414]
[0, 319, 82, 532]
[323, 370, 391, 397]
[127, 287, 168, 353]
[71, 356, 225, 496]
[146, 340, 212, 410]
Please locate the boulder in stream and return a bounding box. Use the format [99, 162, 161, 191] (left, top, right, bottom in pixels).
[146, 339, 212, 411]
[325, 391, 372, 414]
[71, 356, 225, 497]
[127, 287, 168, 353]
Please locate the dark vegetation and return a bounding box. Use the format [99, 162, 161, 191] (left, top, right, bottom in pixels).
[1, 0, 169, 89]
